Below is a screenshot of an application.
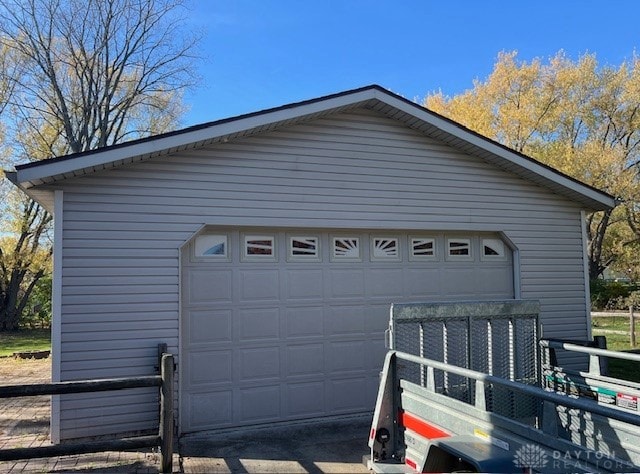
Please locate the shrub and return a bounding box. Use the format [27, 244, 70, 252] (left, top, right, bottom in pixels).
[20, 275, 52, 329]
[626, 291, 640, 310]
[590, 279, 634, 310]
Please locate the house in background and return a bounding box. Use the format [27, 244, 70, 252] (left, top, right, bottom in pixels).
[6, 85, 615, 442]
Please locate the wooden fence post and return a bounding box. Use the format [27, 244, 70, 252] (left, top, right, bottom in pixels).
[631, 306, 636, 348]
[160, 352, 174, 473]
[157, 343, 168, 372]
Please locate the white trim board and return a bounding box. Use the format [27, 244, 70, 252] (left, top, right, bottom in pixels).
[8, 85, 615, 212]
[51, 189, 63, 444]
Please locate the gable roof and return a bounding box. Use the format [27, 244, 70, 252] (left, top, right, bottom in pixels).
[5, 84, 616, 212]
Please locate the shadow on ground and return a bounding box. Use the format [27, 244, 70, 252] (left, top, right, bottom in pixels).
[179, 416, 371, 473]
[12, 418, 49, 435]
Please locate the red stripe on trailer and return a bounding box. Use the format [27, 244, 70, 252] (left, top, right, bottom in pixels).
[370, 428, 375, 440]
[400, 411, 450, 439]
[405, 457, 417, 470]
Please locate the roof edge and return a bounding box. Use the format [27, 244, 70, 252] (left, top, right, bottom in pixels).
[12, 85, 384, 187]
[368, 89, 616, 210]
[3, 169, 17, 184]
[15, 84, 386, 172]
[9, 83, 616, 211]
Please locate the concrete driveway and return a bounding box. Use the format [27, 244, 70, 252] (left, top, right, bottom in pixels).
[179, 416, 371, 473]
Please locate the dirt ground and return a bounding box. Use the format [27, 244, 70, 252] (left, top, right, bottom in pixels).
[0, 356, 51, 385]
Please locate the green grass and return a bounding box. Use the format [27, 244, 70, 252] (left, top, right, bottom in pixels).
[0, 320, 638, 381]
[0, 329, 51, 357]
[592, 315, 639, 350]
[591, 316, 640, 382]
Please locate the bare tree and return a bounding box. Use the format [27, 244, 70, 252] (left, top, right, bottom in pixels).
[0, 0, 198, 155]
[0, 0, 199, 329]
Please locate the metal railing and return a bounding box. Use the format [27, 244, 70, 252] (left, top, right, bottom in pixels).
[394, 349, 640, 427]
[0, 344, 174, 473]
[389, 300, 540, 415]
[386, 349, 640, 469]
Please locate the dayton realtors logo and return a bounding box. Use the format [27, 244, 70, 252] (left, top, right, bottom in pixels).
[513, 444, 626, 471]
[513, 444, 548, 470]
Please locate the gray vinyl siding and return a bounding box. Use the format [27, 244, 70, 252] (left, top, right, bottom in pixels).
[57, 108, 588, 440]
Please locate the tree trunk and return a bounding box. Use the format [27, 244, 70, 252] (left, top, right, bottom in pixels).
[0, 266, 44, 331]
[587, 209, 611, 280]
[0, 305, 20, 331]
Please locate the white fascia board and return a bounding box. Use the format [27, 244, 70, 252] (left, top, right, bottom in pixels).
[15, 89, 377, 187]
[582, 210, 593, 340]
[14, 84, 615, 210]
[376, 91, 616, 210]
[50, 189, 63, 443]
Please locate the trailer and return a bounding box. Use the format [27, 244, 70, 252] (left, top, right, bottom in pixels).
[368, 301, 640, 473]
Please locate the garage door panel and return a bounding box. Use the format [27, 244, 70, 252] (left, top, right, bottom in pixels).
[286, 343, 324, 376]
[478, 267, 514, 295]
[328, 377, 369, 411]
[239, 385, 281, 423]
[286, 381, 325, 417]
[441, 267, 477, 297]
[367, 336, 388, 369]
[238, 307, 280, 342]
[407, 268, 441, 296]
[239, 270, 280, 301]
[187, 310, 232, 345]
[187, 390, 233, 428]
[188, 350, 232, 385]
[188, 269, 232, 304]
[238, 346, 281, 382]
[325, 305, 365, 336]
[286, 269, 324, 299]
[366, 304, 392, 332]
[368, 268, 404, 297]
[327, 340, 366, 373]
[285, 306, 324, 338]
[329, 269, 365, 298]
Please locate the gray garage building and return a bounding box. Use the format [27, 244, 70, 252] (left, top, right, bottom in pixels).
[7, 85, 615, 441]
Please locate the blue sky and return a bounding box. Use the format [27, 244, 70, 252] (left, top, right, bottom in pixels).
[182, 0, 640, 126]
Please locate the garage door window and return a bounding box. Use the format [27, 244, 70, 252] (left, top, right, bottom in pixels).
[447, 238, 472, 261]
[288, 236, 320, 261]
[331, 236, 361, 261]
[243, 234, 276, 261]
[410, 237, 436, 261]
[194, 234, 228, 259]
[371, 237, 400, 261]
[482, 238, 506, 260]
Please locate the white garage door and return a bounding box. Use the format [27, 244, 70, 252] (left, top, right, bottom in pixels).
[180, 228, 514, 433]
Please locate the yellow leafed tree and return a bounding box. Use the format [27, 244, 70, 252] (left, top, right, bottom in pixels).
[425, 51, 640, 280]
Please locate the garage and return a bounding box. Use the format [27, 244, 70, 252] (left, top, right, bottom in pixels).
[180, 228, 514, 432]
[7, 85, 616, 441]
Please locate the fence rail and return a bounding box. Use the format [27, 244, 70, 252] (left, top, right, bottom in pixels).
[592, 308, 638, 347]
[0, 345, 174, 473]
